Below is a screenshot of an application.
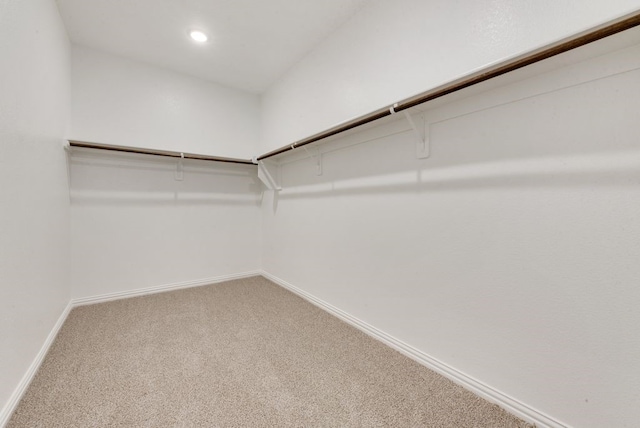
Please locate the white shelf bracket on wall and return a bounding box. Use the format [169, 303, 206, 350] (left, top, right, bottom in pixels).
[303, 146, 323, 176]
[390, 103, 430, 159]
[402, 110, 430, 159]
[257, 160, 282, 191]
[175, 152, 185, 181]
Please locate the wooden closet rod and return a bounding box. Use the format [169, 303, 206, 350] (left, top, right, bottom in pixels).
[257, 11, 640, 161]
[68, 141, 256, 165]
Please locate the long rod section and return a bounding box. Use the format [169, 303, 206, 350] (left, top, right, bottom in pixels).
[68, 141, 256, 165]
[257, 11, 640, 161]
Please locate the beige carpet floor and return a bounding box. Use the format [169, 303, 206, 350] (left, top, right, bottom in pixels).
[9, 276, 532, 427]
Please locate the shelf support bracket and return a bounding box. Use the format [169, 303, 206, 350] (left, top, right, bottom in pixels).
[175, 152, 184, 181]
[403, 111, 430, 159]
[257, 160, 281, 191]
[303, 146, 322, 176]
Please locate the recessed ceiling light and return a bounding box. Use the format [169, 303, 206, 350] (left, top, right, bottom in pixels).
[189, 30, 208, 43]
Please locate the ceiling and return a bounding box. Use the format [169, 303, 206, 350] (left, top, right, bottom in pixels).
[56, 0, 370, 93]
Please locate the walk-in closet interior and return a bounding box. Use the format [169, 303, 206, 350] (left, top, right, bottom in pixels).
[2, 1, 640, 427]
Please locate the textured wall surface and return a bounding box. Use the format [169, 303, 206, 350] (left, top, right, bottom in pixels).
[71, 46, 260, 159]
[4, 1, 640, 426]
[0, 0, 71, 417]
[69, 150, 262, 299]
[261, 33, 640, 427]
[261, 0, 640, 153]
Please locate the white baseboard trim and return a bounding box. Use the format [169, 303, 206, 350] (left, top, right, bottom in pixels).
[71, 271, 261, 306]
[260, 270, 567, 428]
[1, 270, 261, 427]
[0, 301, 73, 428]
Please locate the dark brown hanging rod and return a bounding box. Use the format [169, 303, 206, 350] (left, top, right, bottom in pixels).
[69, 12, 640, 165]
[68, 140, 256, 165]
[257, 11, 640, 161]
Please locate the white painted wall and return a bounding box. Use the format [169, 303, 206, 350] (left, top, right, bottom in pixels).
[69, 47, 263, 299]
[3, 0, 639, 425]
[69, 149, 261, 299]
[261, 32, 640, 427]
[260, 0, 640, 153]
[0, 0, 71, 418]
[71, 46, 260, 159]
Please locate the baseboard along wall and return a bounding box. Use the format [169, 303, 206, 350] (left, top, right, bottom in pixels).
[260, 271, 568, 428]
[0, 270, 259, 427]
[71, 271, 261, 307]
[0, 302, 73, 427]
[2, 270, 566, 428]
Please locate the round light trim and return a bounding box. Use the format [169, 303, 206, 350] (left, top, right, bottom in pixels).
[189, 30, 208, 43]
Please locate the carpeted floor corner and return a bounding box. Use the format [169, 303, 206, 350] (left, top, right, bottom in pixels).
[8, 276, 532, 427]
